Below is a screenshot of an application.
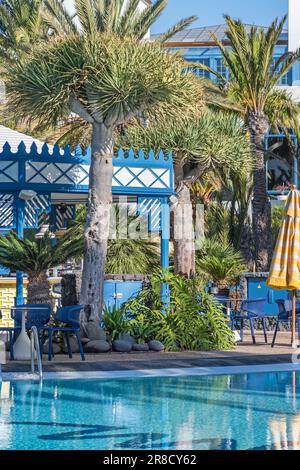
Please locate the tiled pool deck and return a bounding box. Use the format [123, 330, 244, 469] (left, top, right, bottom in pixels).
[2, 332, 299, 374]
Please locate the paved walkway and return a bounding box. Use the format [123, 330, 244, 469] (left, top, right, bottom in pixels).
[1, 332, 299, 374]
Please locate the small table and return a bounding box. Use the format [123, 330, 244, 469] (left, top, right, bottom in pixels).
[11, 306, 48, 361]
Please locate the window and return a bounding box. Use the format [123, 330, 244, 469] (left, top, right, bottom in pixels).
[215, 58, 229, 79]
[185, 58, 210, 78]
[271, 57, 292, 86]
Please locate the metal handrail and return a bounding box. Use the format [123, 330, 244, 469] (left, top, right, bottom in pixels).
[30, 326, 43, 380]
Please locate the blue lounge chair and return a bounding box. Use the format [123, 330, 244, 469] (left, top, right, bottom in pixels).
[230, 298, 268, 345]
[271, 299, 300, 348]
[43, 305, 85, 361]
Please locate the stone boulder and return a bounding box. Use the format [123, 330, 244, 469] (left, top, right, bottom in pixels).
[119, 334, 136, 346]
[148, 340, 165, 352]
[133, 343, 149, 352]
[112, 340, 132, 352]
[84, 340, 111, 353]
[43, 340, 62, 355]
[62, 336, 80, 354]
[81, 322, 106, 341]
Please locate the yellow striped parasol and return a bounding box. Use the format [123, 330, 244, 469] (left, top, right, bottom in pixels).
[267, 188, 300, 346]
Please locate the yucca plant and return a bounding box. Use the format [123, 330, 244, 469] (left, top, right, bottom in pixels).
[200, 16, 300, 270]
[6, 31, 201, 322]
[122, 109, 252, 277]
[0, 231, 81, 305]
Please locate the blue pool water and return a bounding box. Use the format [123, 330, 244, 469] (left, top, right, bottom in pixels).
[1, 371, 300, 450]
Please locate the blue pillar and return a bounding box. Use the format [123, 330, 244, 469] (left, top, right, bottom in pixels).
[293, 136, 298, 189]
[160, 197, 170, 303]
[15, 196, 25, 306]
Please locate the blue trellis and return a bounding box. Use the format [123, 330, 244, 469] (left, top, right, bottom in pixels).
[0, 141, 174, 305]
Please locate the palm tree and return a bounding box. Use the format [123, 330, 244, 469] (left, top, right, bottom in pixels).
[5, 31, 200, 321]
[0, 0, 47, 64]
[64, 205, 160, 274]
[208, 16, 300, 271]
[122, 109, 252, 277]
[0, 231, 81, 305]
[43, 0, 197, 41]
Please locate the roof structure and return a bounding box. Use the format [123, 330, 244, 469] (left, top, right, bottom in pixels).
[152, 24, 289, 45]
[0, 125, 51, 153]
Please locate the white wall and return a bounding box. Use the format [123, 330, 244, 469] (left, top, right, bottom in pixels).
[289, 0, 300, 51]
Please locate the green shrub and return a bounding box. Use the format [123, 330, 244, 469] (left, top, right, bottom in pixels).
[102, 304, 128, 342]
[125, 271, 235, 351]
[197, 239, 246, 289]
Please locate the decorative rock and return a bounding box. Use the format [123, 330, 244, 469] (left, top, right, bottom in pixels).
[112, 340, 132, 352]
[148, 340, 165, 352]
[119, 334, 136, 346]
[82, 322, 106, 341]
[84, 340, 111, 353]
[43, 340, 62, 355]
[80, 337, 91, 345]
[62, 336, 80, 354]
[133, 343, 149, 352]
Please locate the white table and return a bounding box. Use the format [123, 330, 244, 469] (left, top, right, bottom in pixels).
[11, 306, 48, 361]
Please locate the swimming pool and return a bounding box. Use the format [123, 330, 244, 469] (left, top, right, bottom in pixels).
[1, 369, 300, 450]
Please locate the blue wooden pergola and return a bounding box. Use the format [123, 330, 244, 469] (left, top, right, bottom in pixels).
[0, 141, 174, 305]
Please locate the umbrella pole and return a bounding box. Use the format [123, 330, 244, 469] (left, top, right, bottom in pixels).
[292, 290, 297, 348]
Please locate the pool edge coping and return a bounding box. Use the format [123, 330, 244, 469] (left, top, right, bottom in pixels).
[2, 362, 300, 381]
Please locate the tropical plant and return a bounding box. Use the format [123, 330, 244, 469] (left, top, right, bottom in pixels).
[125, 271, 236, 351]
[43, 0, 197, 42]
[0, 230, 81, 305]
[202, 16, 300, 271]
[0, 0, 48, 65]
[102, 304, 128, 341]
[272, 205, 284, 247]
[197, 239, 246, 291]
[64, 205, 160, 274]
[5, 31, 201, 322]
[122, 109, 252, 277]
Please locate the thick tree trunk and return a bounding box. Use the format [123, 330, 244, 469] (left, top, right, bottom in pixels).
[173, 181, 195, 278]
[80, 123, 114, 322]
[27, 271, 52, 306]
[248, 113, 273, 272]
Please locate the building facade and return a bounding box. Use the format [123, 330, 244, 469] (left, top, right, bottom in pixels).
[152, 0, 300, 195]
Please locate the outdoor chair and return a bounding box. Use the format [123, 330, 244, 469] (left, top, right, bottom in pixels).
[12, 304, 51, 354]
[271, 299, 300, 348]
[0, 304, 51, 360]
[230, 298, 268, 345]
[43, 305, 85, 361]
[0, 310, 20, 360]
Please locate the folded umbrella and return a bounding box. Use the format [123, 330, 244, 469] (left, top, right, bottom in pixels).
[267, 188, 300, 346]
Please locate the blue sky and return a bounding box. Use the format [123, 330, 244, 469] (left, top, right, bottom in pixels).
[152, 0, 288, 33]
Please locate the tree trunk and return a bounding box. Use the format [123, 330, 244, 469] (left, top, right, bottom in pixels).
[173, 180, 195, 278]
[80, 123, 114, 323]
[248, 113, 273, 272]
[27, 271, 52, 306]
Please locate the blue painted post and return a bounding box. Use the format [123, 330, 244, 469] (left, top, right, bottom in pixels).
[293, 136, 298, 188]
[15, 143, 26, 306]
[15, 196, 25, 306]
[160, 197, 170, 303]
